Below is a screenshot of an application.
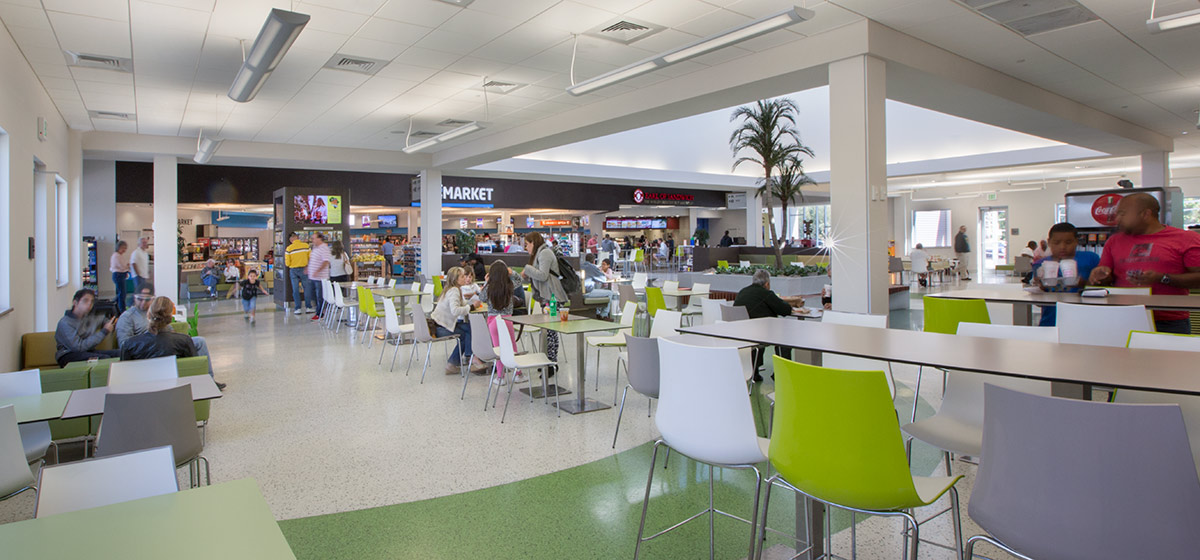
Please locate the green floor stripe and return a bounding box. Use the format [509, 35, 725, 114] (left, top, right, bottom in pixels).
[278, 388, 940, 559]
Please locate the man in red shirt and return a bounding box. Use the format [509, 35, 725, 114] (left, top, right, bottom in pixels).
[1088, 193, 1200, 333]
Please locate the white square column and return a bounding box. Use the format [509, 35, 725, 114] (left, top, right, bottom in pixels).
[829, 55, 889, 314]
[1141, 151, 1168, 188]
[152, 155, 178, 300]
[744, 192, 763, 246]
[419, 169, 443, 279]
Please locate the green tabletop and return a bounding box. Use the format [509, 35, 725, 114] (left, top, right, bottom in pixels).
[0, 478, 295, 559]
[517, 317, 630, 335]
[0, 390, 71, 424]
[507, 313, 587, 326]
[375, 288, 422, 298]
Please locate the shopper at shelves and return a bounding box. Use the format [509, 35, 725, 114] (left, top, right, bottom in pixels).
[129, 237, 151, 294]
[306, 233, 332, 321]
[432, 266, 488, 375]
[1088, 192, 1200, 333]
[55, 288, 120, 367]
[328, 240, 354, 283]
[381, 238, 395, 278]
[285, 233, 313, 315]
[110, 240, 130, 313]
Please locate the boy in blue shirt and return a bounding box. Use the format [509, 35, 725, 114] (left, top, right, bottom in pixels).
[1032, 222, 1100, 326]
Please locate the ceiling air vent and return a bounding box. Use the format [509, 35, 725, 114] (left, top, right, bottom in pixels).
[585, 17, 665, 44]
[64, 51, 132, 72]
[481, 80, 525, 94]
[323, 54, 388, 75]
[87, 110, 135, 121]
[955, 0, 1099, 36]
[437, 119, 473, 127]
[391, 130, 440, 138]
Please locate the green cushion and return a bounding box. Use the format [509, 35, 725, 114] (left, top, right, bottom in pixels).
[41, 363, 90, 440]
[21, 332, 59, 370]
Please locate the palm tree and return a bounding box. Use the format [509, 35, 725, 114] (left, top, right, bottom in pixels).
[729, 98, 814, 267]
[769, 151, 817, 246]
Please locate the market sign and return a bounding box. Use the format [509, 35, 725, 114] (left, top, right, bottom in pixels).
[540, 219, 572, 227]
[633, 188, 694, 206]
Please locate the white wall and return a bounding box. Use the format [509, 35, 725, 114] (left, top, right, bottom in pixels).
[0, 21, 77, 368]
[82, 160, 117, 296]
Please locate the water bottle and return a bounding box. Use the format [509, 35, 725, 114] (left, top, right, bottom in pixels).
[632, 302, 651, 338]
[549, 293, 558, 317]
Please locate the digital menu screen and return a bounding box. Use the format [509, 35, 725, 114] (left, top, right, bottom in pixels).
[377, 214, 398, 228]
[293, 195, 342, 225]
[605, 218, 668, 230]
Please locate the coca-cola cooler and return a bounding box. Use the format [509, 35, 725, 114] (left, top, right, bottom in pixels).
[1063, 187, 1183, 256]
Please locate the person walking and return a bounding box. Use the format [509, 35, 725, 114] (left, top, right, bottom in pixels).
[110, 240, 130, 314]
[381, 238, 395, 278]
[306, 233, 332, 321]
[129, 237, 151, 294]
[953, 225, 972, 281]
[234, 269, 266, 323]
[285, 233, 312, 315]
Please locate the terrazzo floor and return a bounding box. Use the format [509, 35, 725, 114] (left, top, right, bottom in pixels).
[1, 276, 1028, 559]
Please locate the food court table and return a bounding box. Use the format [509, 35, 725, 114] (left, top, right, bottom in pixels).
[0, 478, 296, 559]
[661, 287, 708, 310]
[678, 316, 1200, 559]
[930, 288, 1200, 325]
[373, 288, 423, 325]
[507, 314, 629, 414]
[0, 390, 71, 424]
[62, 375, 223, 419]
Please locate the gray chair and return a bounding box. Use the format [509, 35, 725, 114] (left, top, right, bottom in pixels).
[35, 445, 178, 518]
[467, 313, 499, 403]
[404, 304, 462, 383]
[618, 282, 638, 310]
[719, 304, 750, 322]
[965, 385, 1200, 559]
[612, 334, 660, 448]
[0, 369, 54, 463]
[94, 384, 210, 488]
[0, 405, 37, 504]
[1012, 255, 1033, 276]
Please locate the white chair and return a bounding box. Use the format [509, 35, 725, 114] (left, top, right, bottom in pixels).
[494, 316, 559, 423]
[375, 277, 386, 286]
[635, 339, 768, 560]
[586, 302, 638, 400]
[0, 405, 37, 504]
[328, 281, 358, 332]
[662, 280, 680, 310]
[366, 275, 376, 285]
[649, 309, 682, 338]
[631, 272, 648, 291]
[820, 311, 899, 399]
[108, 356, 179, 388]
[319, 279, 336, 326]
[700, 298, 727, 326]
[35, 445, 178, 518]
[1114, 331, 1200, 478]
[409, 281, 421, 292]
[739, 260, 751, 268]
[612, 334, 660, 449]
[0, 370, 53, 463]
[380, 297, 415, 371]
[682, 282, 709, 325]
[404, 305, 462, 383]
[464, 313, 499, 402]
[419, 284, 435, 314]
[1057, 303, 1153, 347]
[902, 322, 1055, 475]
[387, 278, 396, 288]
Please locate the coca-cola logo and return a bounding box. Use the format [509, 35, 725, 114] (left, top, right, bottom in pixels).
[1091, 194, 1122, 226]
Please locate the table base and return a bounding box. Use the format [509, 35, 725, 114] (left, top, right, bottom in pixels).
[520, 384, 571, 399]
[556, 398, 611, 414]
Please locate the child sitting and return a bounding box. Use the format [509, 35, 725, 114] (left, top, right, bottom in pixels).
[1031, 222, 1100, 326]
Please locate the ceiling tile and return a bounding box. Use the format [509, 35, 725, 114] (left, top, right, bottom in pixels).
[443, 56, 508, 78]
[0, 3, 51, 29]
[470, 22, 570, 64]
[627, 0, 720, 28]
[92, 118, 138, 133]
[338, 36, 407, 60]
[414, 29, 492, 55]
[310, 67, 373, 87]
[48, 12, 131, 57]
[354, 17, 432, 46]
[4, 24, 61, 49]
[674, 7, 752, 36]
[375, 0, 460, 28]
[392, 45, 462, 69]
[465, 0, 558, 21]
[79, 91, 137, 112]
[300, 0, 387, 16]
[42, 0, 128, 21]
[439, 6, 525, 44]
[291, 28, 352, 55]
[358, 75, 418, 93]
[573, 0, 648, 13]
[206, 0, 278, 40]
[374, 61, 440, 81]
[294, 2, 370, 35]
[526, 1, 617, 34]
[68, 66, 135, 85]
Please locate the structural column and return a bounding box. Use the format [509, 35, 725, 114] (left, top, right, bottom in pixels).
[152, 155, 178, 300]
[829, 55, 889, 314]
[499, 210, 511, 237]
[744, 191, 763, 246]
[1141, 151, 1169, 188]
[419, 169, 443, 279]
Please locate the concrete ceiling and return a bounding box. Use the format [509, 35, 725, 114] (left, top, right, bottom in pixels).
[1, 0, 1196, 173]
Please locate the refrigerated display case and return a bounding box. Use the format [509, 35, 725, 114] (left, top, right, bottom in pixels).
[82, 236, 98, 290]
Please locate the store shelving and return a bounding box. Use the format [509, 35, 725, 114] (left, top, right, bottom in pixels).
[351, 234, 384, 278]
[400, 243, 420, 281]
[82, 236, 98, 290]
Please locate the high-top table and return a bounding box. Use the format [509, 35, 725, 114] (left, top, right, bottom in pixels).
[677, 317, 1200, 559]
[930, 288, 1200, 325]
[373, 288, 423, 325]
[0, 478, 296, 559]
[508, 313, 629, 414]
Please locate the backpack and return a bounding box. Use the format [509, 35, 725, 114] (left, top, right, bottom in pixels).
[555, 255, 581, 295]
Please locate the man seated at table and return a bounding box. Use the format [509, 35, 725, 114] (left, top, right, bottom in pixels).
[55, 289, 120, 366]
[1088, 192, 1200, 334]
[581, 253, 616, 318]
[1031, 222, 1100, 326]
[734, 270, 798, 380]
[116, 283, 225, 389]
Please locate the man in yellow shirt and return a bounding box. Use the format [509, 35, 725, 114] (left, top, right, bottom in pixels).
[285, 233, 312, 315]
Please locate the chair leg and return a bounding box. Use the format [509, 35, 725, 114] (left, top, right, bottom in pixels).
[708, 464, 716, 560]
[594, 347, 601, 391]
[484, 362, 498, 411]
[379, 332, 388, 364]
[753, 474, 774, 560]
[613, 355, 626, 404]
[553, 365, 562, 418]
[911, 365, 925, 423]
[420, 342, 432, 383]
[612, 385, 630, 448]
[950, 486, 964, 560]
[633, 441, 664, 560]
[403, 338, 418, 374]
[945, 450, 954, 477]
[501, 370, 516, 423]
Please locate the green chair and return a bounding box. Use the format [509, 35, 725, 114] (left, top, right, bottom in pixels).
[433, 275, 444, 298]
[356, 286, 386, 346]
[41, 363, 91, 441]
[756, 356, 964, 559]
[644, 286, 666, 318]
[634, 249, 644, 272]
[921, 296, 989, 335]
[717, 260, 729, 270]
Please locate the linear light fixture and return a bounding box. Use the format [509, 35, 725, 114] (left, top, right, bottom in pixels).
[228, 9, 310, 102]
[566, 6, 814, 96]
[401, 121, 485, 154]
[194, 134, 223, 164]
[1147, 3, 1200, 33]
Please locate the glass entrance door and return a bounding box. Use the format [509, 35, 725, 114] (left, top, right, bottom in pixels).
[979, 206, 1009, 272]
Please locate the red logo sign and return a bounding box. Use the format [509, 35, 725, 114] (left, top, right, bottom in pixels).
[633, 189, 645, 203]
[1091, 194, 1123, 226]
[632, 189, 693, 205]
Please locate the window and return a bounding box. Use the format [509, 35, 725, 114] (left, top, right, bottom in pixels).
[1184, 197, 1200, 229]
[1055, 203, 1066, 224]
[55, 177, 68, 286]
[911, 209, 952, 248]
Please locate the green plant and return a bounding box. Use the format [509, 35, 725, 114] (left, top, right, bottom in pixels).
[729, 98, 815, 267]
[454, 230, 476, 254]
[771, 152, 816, 242]
[715, 264, 828, 277]
[693, 228, 710, 247]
